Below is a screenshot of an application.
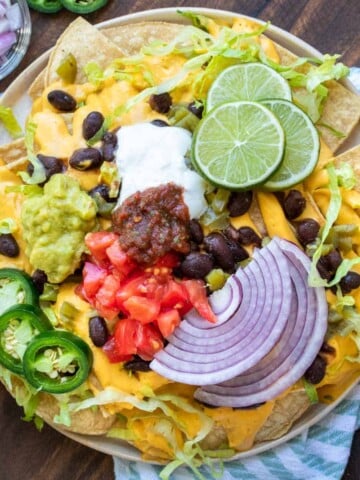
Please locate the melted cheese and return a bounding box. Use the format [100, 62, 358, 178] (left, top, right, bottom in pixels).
[0, 160, 31, 272]
[204, 401, 275, 451]
[318, 335, 360, 403]
[256, 191, 300, 245]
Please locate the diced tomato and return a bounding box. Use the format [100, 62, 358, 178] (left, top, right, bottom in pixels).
[183, 279, 217, 323]
[114, 318, 139, 356]
[85, 231, 119, 265]
[93, 274, 122, 320]
[161, 279, 191, 313]
[155, 252, 181, 268]
[156, 308, 181, 338]
[113, 319, 163, 361]
[102, 336, 133, 363]
[135, 323, 163, 361]
[123, 296, 160, 324]
[115, 274, 148, 309]
[82, 262, 108, 298]
[106, 240, 137, 277]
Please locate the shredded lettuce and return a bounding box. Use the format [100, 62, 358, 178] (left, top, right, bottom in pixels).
[18, 121, 46, 185]
[53, 402, 71, 427]
[69, 386, 221, 479]
[303, 378, 319, 404]
[83, 61, 105, 87]
[0, 218, 17, 234]
[308, 163, 360, 287]
[0, 105, 23, 139]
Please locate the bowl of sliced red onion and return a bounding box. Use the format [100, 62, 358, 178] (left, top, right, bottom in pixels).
[0, 0, 31, 81]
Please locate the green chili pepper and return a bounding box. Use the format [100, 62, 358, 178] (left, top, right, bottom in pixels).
[27, 0, 63, 13]
[60, 0, 108, 14]
[56, 53, 77, 84]
[0, 268, 39, 316]
[0, 304, 53, 375]
[23, 330, 93, 394]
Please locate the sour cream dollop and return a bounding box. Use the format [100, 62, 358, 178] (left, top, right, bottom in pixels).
[115, 123, 207, 219]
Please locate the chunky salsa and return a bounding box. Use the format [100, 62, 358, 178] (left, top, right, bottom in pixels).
[112, 183, 191, 265]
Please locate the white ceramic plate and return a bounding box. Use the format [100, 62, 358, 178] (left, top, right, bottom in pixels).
[1, 6, 359, 464]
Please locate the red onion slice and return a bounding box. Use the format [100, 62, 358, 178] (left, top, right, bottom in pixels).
[194, 237, 328, 407]
[151, 239, 292, 385]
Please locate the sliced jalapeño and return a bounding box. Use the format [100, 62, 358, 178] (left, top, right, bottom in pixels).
[0, 304, 53, 375]
[23, 330, 93, 394]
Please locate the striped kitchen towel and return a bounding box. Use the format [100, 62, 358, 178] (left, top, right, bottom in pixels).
[113, 67, 360, 480]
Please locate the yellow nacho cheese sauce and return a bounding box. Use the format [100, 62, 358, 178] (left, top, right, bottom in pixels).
[0, 16, 360, 462]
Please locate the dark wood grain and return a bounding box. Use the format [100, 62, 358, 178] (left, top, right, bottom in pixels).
[0, 1, 359, 479]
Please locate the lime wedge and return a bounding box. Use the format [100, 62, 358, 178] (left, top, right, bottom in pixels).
[206, 63, 292, 112]
[192, 101, 285, 190]
[261, 99, 320, 190]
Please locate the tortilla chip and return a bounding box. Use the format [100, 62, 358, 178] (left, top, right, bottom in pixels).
[3, 374, 115, 435]
[45, 17, 124, 86]
[0, 137, 27, 167]
[28, 70, 46, 101]
[255, 388, 310, 443]
[333, 145, 360, 192]
[103, 21, 184, 57]
[318, 82, 360, 153]
[276, 44, 360, 153]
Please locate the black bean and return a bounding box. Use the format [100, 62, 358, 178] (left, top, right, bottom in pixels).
[88, 183, 117, 203]
[124, 355, 151, 372]
[47, 90, 77, 112]
[224, 225, 239, 242]
[31, 269, 48, 294]
[339, 271, 360, 294]
[27, 154, 65, 182]
[69, 148, 103, 171]
[149, 92, 172, 113]
[227, 191, 253, 217]
[189, 219, 204, 244]
[237, 226, 262, 247]
[320, 342, 336, 355]
[180, 252, 214, 279]
[0, 234, 19, 257]
[203, 232, 235, 272]
[189, 241, 200, 252]
[296, 218, 320, 246]
[282, 189, 306, 220]
[150, 119, 169, 127]
[82, 111, 104, 140]
[317, 249, 342, 280]
[89, 316, 109, 347]
[188, 101, 204, 119]
[304, 355, 327, 384]
[225, 237, 249, 263]
[102, 131, 118, 162]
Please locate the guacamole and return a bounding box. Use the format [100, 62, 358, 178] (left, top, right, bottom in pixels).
[21, 174, 97, 283]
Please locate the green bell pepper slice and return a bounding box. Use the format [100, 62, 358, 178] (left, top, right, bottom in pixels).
[0, 268, 39, 316]
[60, 0, 108, 14]
[23, 330, 93, 394]
[27, 0, 63, 13]
[0, 304, 53, 375]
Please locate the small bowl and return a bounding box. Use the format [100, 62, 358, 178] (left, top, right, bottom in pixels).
[0, 0, 31, 81]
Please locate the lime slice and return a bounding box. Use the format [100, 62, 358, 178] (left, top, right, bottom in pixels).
[192, 101, 285, 190]
[261, 99, 320, 190]
[206, 63, 292, 112]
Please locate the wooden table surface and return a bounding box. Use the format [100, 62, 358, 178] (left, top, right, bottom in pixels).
[0, 1, 360, 479]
